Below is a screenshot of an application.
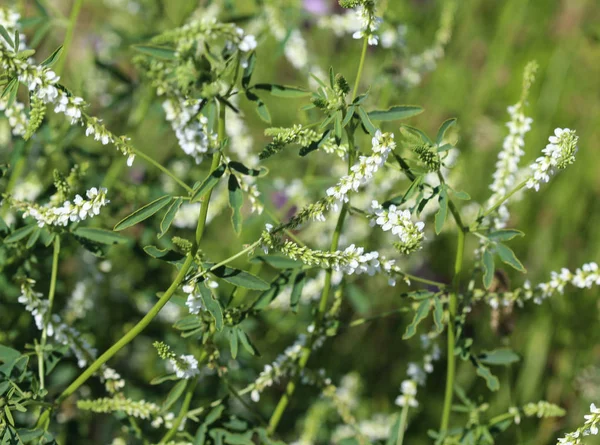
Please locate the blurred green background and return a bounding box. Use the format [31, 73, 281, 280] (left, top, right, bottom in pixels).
[2, 0, 600, 443]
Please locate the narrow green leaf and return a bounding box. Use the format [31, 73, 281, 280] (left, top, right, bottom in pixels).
[368, 105, 424, 121]
[254, 84, 311, 98]
[132, 44, 177, 60]
[191, 163, 226, 203]
[451, 190, 471, 200]
[14, 31, 20, 52]
[436, 118, 457, 144]
[143, 246, 185, 263]
[290, 271, 306, 313]
[72, 227, 129, 245]
[159, 197, 183, 238]
[496, 243, 526, 273]
[488, 229, 525, 242]
[435, 188, 448, 234]
[400, 125, 433, 145]
[199, 283, 224, 331]
[4, 224, 36, 243]
[114, 195, 173, 231]
[227, 174, 243, 235]
[475, 362, 500, 391]
[242, 51, 256, 89]
[0, 25, 14, 49]
[479, 348, 520, 366]
[255, 99, 271, 123]
[252, 269, 293, 310]
[403, 299, 432, 339]
[342, 105, 355, 127]
[228, 161, 267, 177]
[357, 106, 377, 135]
[334, 110, 342, 140]
[237, 329, 260, 356]
[229, 328, 239, 359]
[482, 249, 495, 289]
[433, 297, 444, 334]
[210, 265, 270, 290]
[41, 45, 63, 67]
[161, 380, 187, 413]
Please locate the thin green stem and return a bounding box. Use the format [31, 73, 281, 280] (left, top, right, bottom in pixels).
[54, 0, 84, 76]
[440, 227, 466, 434]
[133, 148, 193, 194]
[159, 377, 199, 444]
[396, 403, 410, 445]
[396, 270, 446, 288]
[55, 254, 195, 405]
[196, 103, 225, 246]
[477, 179, 529, 224]
[352, 37, 369, 101]
[38, 236, 61, 390]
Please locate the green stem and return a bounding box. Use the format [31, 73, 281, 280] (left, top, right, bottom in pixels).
[440, 227, 466, 434]
[54, 0, 84, 76]
[477, 179, 529, 225]
[159, 377, 199, 444]
[38, 236, 61, 390]
[133, 149, 192, 194]
[396, 270, 446, 288]
[396, 403, 410, 445]
[196, 102, 225, 246]
[55, 254, 195, 405]
[352, 37, 369, 101]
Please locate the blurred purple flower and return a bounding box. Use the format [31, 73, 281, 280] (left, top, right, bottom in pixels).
[303, 0, 330, 15]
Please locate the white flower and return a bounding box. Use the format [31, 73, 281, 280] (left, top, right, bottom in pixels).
[526, 128, 579, 191]
[239, 33, 257, 52]
[395, 379, 418, 408]
[369, 200, 425, 253]
[170, 355, 200, 379]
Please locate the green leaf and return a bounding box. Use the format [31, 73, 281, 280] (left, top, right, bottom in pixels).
[227, 174, 243, 235]
[342, 105, 356, 127]
[290, 271, 306, 313]
[496, 243, 526, 273]
[191, 163, 226, 203]
[487, 229, 524, 242]
[14, 31, 20, 52]
[451, 189, 471, 200]
[1, 78, 19, 109]
[403, 299, 432, 339]
[228, 161, 267, 177]
[114, 195, 173, 231]
[254, 84, 311, 98]
[252, 269, 293, 310]
[400, 125, 433, 145]
[161, 380, 187, 413]
[435, 187, 448, 235]
[72, 227, 129, 245]
[0, 25, 14, 49]
[475, 362, 500, 391]
[334, 110, 342, 141]
[479, 348, 520, 366]
[4, 224, 36, 243]
[132, 44, 177, 60]
[433, 297, 444, 334]
[143, 246, 185, 263]
[249, 255, 303, 269]
[357, 106, 377, 135]
[41, 45, 63, 67]
[368, 105, 424, 121]
[436, 118, 457, 144]
[203, 405, 225, 426]
[229, 328, 239, 359]
[255, 99, 271, 123]
[237, 329, 260, 356]
[199, 283, 224, 331]
[210, 265, 270, 290]
[242, 51, 256, 89]
[482, 249, 495, 290]
[159, 197, 183, 238]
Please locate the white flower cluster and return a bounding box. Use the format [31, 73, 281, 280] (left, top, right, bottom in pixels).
[163, 98, 218, 164]
[406, 334, 441, 386]
[526, 128, 579, 191]
[370, 200, 425, 253]
[556, 403, 600, 445]
[250, 329, 326, 402]
[170, 354, 200, 380]
[534, 262, 600, 304]
[488, 104, 533, 227]
[18, 279, 98, 368]
[101, 367, 126, 394]
[352, 4, 382, 46]
[326, 130, 395, 207]
[14, 187, 109, 227]
[395, 379, 418, 408]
